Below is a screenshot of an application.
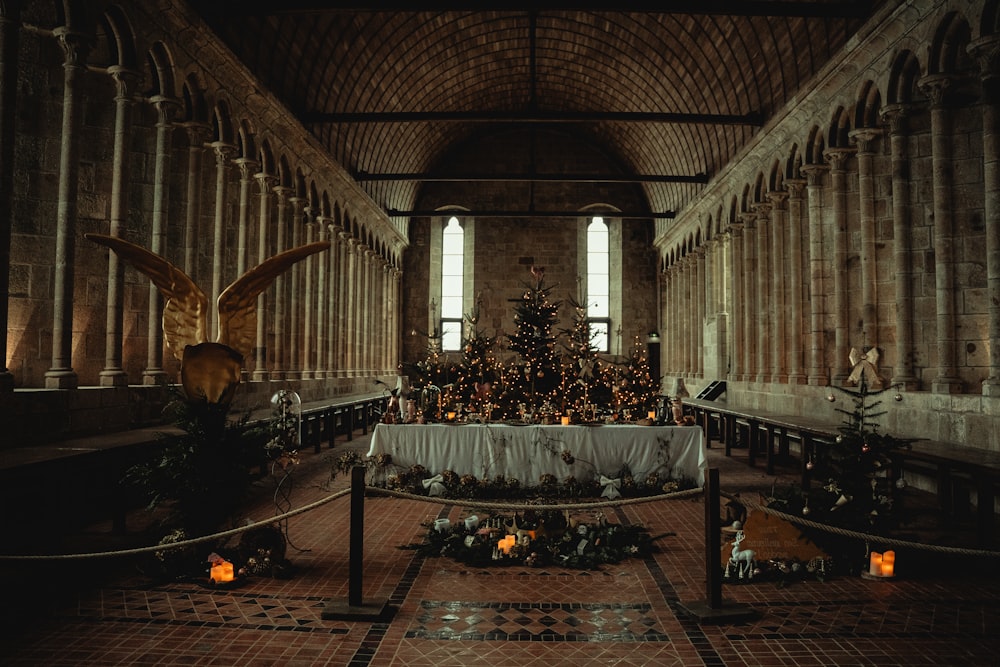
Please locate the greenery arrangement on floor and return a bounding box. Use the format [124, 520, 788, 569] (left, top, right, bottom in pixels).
[400, 509, 668, 570]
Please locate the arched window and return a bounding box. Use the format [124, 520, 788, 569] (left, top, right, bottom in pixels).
[440, 216, 464, 351]
[587, 217, 610, 352]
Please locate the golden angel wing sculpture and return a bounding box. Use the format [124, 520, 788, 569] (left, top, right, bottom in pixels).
[86, 233, 329, 405]
[847, 346, 883, 390]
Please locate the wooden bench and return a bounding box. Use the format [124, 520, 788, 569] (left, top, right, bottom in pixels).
[887, 440, 1000, 548]
[684, 397, 1000, 547]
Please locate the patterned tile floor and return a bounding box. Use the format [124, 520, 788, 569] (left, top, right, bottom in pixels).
[1, 428, 998, 666]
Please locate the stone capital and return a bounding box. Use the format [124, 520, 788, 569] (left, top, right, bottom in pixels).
[784, 178, 807, 199]
[234, 157, 260, 180]
[54, 27, 90, 68]
[849, 127, 882, 154]
[917, 73, 954, 108]
[107, 66, 141, 102]
[822, 147, 855, 171]
[209, 141, 237, 165]
[879, 103, 911, 135]
[799, 162, 829, 186]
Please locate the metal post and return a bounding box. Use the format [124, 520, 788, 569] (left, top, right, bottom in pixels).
[705, 467, 723, 608]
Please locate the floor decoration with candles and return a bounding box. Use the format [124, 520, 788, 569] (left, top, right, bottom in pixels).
[401, 509, 668, 570]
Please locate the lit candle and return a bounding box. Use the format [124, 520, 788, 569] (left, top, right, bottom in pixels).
[648, 410, 656, 420]
[881, 550, 895, 577]
[869, 551, 882, 576]
[210, 559, 234, 583]
[434, 518, 451, 533]
[447, 411, 456, 421]
[561, 415, 570, 426]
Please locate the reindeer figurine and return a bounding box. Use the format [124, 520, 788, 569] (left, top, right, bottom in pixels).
[726, 529, 756, 581]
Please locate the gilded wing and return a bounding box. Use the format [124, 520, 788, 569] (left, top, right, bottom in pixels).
[217, 241, 330, 358]
[84, 233, 207, 360]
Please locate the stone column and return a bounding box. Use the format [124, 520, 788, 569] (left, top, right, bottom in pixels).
[919, 74, 964, 394]
[271, 185, 291, 378]
[727, 224, 743, 382]
[301, 210, 316, 379]
[785, 179, 807, 384]
[880, 104, 919, 390]
[313, 216, 328, 378]
[287, 196, 305, 378]
[180, 123, 210, 277]
[336, 231, 350, 375]
[801, 162, 830, 385]
[344, 238, 359, 375]
[823, 147, 855, 384]
[0, 4, 21, 391]
[209, 141, 237, 340]
[969, 36, 1000, 396]
[767, 191, 789, 383]
[99, 67, 139, 387]
[851, 127, 883, 349]
[753, 202, 772, 382]
[693, 247, 705, 378]
[740, 213, 757, 382]
[233, 158, 258, 277]
[46, 28, 90, 389]
[252, 171, 275, 381]
[678, 258, 690, 377]
[361, 246, 374, 375]
[391, 267, 403, 371]
[143, 96, 179, 385]
[326, 222, 339, 374]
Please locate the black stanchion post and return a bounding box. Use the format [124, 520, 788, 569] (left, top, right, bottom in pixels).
[677, 466, 755, 623]
[322, 465, 391, 620]
[705, 467, 722, 608]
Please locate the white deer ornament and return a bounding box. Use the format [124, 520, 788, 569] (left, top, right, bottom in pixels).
[727, 529, 756, 580]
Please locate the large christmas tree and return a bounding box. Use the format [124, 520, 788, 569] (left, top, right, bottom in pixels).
[503, 266, 562, 414]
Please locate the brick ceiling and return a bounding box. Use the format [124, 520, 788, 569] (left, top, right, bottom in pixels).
[194, 1, 884, 223]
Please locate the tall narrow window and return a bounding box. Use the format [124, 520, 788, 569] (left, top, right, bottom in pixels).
[440, 216, 464, 351]
[587, 217, 610, 352]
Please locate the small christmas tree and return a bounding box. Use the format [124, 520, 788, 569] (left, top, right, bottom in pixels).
[454, 298, 500, 416]
[558, 297, 609, 417]
[794, 373, 908, 532]
[612, 336, 660, 418]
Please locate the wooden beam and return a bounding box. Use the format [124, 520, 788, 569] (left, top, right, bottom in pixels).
[386, 209, 674, 219]
[301, 110, 761, 126]
[355, 171, 709, 184]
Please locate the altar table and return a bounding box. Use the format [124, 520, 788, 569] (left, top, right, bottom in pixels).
[366, 423, 707, 488]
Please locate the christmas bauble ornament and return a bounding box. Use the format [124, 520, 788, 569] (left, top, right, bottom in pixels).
[802, 505, 811, 516]
[895, 477, 907, 489]
[835, 435, 843, 444]
[827, 394, 836, 402]
[537, 370, 544, 378]
[862, 443, 870, 453]
[806, 461, 814, 470]
[894, 393, 903, 402]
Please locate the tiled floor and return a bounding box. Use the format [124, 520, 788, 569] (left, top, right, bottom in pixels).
[1, 428, 998, 666]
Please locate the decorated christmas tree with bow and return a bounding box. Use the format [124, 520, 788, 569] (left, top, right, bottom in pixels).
[503, 266, 563, 415]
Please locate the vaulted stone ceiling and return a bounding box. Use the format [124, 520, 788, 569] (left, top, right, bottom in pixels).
[194, 1, 884, 224]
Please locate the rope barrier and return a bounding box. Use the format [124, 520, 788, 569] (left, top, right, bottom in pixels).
[3, 479, 998, 562]
[721, 490, 1000, 558]
[0, 488, 351, 562]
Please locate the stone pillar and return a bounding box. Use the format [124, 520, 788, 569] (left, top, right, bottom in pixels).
[180, 123, 210, 277]
[879, 104, 920, 390]
[301, 210, 316, 379]
[143, 96, 179, 385]
[727, 224, 743, 382]
[337, 231, 350, 375]
[209, 141, 237, 340]
[0, 4, 21, 391]
[99, 67, 139, 387]
[740, 213, 757, 382]
[252, 171, 275, 381]
[391, 267, 403, 371]
[361, 246, 374, 375]
[969, 36, 1000, 396]
[851, 127, 883, 349]
[693, 247, 705, 378]
[271, 185, 291, 378]
[919, 74, 964, 394]
[823, 147, 854, 384]
[678, 258, 690, 377]
[785, 179, 807, 384]
[801, 162, 830, 386]
[345, 238, 359, 375]
[767, 191, 789, 383]
[313, 216, 328, 378]
[287, 196, 306, 378]
[46, 28, 90, 389]
[233, 158, 258, 277]
[753, 202, 772, 382]
[326, 222, 339, 374]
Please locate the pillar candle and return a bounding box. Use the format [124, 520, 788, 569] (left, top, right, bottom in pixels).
[869, 551, 882, 576]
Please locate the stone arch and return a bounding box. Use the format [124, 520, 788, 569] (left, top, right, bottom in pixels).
[95, 4, 138, 70]
[854, 80, 883, 129]
[277, 155, 292, 189]
[237, 119, 256, 161]
[258, 138, 275, 176]
[928, 11, 973, 75]
[294, 168, 307, 199]
[145, 41, 176, 99]
[211, 98, 235, 144]
[827, 106, 853, 148]
[887, 50, 923, 105]
[767, 159, 784, 193]
[181, 72, 208, 124]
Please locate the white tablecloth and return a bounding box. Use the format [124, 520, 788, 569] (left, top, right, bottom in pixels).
[367, 423, 706, 487]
